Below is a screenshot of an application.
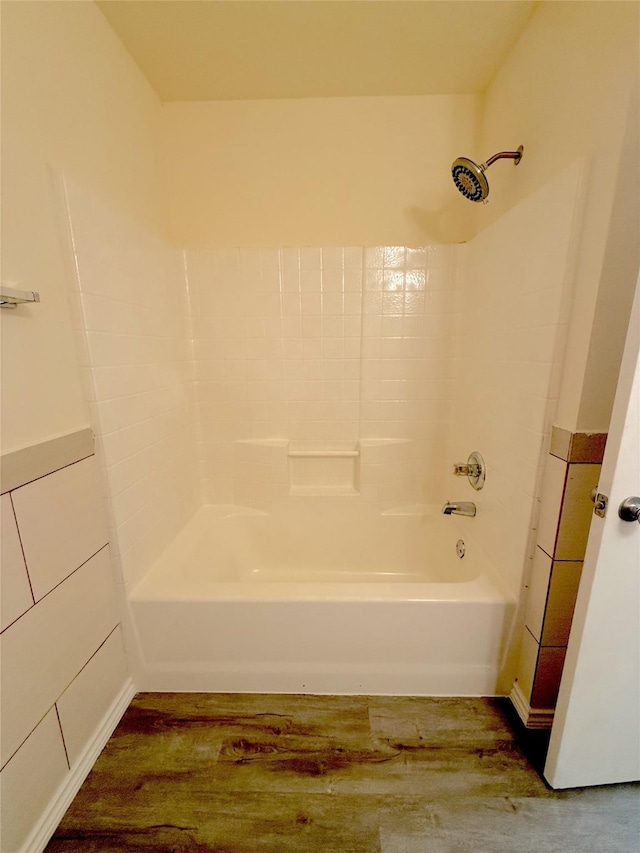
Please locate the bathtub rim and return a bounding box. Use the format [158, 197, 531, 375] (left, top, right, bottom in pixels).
[130, 573, 508, 603]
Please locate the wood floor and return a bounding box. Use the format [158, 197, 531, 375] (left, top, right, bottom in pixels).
[46, 694, 640, 852]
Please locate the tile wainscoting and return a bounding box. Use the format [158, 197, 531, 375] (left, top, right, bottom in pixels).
[511, 428, 607, 728]
[0, 430, 134, 853]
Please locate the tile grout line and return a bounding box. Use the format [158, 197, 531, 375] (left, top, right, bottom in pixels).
[9, 491, 37, 606]
[538, 547, 554, 647]
[54, 703, 72, 770]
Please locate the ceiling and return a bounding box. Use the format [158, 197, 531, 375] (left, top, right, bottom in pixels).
[97, 1, 537, 102]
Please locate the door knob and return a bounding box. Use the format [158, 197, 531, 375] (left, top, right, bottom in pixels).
[618, 497, 640, 523]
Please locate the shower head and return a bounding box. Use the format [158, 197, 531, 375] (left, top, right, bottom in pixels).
[452, 158, 489, 203]
[451, 146, 523, 203]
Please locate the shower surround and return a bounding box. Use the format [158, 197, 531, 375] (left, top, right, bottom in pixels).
[188, 242, 455, 510]
[60, 163, 584, 695]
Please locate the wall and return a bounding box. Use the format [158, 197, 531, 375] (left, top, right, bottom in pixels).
[186, 244, 457, 507]
[579, 85, 640, 429]
[158, 0, 639, 432]
[0, 4, 161, 847]
[451, 163, 585, 602]
[62, 177, 200, 592]
[477, 0, 640, 432]
[3, 1, 635, 471]
[160, 95, 479, 248]
[0, 440, 133, 852]
[0, 0, 162, 453]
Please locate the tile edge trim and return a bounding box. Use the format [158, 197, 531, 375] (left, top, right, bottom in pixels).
[1, 429, 94, 494]
[549, 426, 607, 464]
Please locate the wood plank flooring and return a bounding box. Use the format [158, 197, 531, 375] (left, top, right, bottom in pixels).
[46, 694, 640, 852]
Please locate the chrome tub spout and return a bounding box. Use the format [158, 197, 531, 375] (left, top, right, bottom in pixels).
[442, 501, 476, 517]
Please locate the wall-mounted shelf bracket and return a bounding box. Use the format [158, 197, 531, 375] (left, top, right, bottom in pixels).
[1, 285, 41, 309]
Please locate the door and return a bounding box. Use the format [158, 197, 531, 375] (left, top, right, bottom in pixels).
[544, 272, 640, 789]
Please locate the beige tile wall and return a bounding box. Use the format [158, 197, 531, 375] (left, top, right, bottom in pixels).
[64, 190, 453, 537]
[187, 244, 457, 507]
[512, 427, 606, 726]
[61, 164, 586, 592]
[10, 457, 107, 601]
[187, 246, 364, 503]
[360, 245, 456, 504]
[61, 176, 461, 563]
[56, 629, 128, 766]
[0, 443, 130, 852]
[57, 165, 589, 725]
[0, 709, 69, 853]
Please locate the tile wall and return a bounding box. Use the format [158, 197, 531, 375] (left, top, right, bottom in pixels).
[62, 178, 200, 590]
[360, 245, 456, 505]
[61, 163, 586, 608]
[511, 428, 606, 727]
[186, 246, 362, 502]
[0, 439, 130, 852]
[186, 244, 457, 507]
[61, 178, 461, 582]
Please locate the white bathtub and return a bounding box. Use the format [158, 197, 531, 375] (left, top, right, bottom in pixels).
[129, 502, 514, 696]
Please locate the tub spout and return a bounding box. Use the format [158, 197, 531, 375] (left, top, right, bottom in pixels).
[442, 501, 476, 517]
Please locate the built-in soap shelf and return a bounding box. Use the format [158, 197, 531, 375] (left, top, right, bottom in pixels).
[233, 437, 417, 508]
[288, 441, 360, 496]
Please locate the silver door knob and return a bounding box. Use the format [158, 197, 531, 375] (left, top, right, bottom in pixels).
[618, 497, 640, 523]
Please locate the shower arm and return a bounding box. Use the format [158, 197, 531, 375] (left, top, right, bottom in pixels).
[480, 148, 524, 171]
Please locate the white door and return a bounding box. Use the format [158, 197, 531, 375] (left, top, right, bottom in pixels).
[544, 273, 640, 789]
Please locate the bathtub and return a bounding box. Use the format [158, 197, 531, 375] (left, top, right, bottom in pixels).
[129, 501, 514, 696]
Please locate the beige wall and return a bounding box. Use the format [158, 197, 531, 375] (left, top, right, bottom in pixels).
[3, 1, 637, 448]
[452, 163, 585, 604]
[159, 1, 638, 428]
[1, 1, 162, 454]
[578, 86, 639, 430]
[478, 1, 639, 431]
[160, 95, 479, 248]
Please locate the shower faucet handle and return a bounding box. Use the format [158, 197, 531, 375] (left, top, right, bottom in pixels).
[451, 452, 486, 491]
[453, 463, 473, 476]
[453, 461, 481, 478]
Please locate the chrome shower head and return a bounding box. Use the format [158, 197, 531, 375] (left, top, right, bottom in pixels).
[452, 157, 489, 202]
[451, 146, 523, 203]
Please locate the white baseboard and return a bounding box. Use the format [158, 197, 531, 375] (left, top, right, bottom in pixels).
[23, 679, 136, 853]
[510, 681, 555, 729]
